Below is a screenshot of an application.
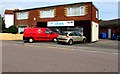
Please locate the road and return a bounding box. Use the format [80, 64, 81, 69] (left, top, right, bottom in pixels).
[2, 40, 118, 72]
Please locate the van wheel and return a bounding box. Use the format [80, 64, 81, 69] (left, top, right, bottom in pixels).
[68, 39, 73, 45]
[83, 39, 86, 43]
[29, 38, 34, 43]
[53, 38, 58, 42]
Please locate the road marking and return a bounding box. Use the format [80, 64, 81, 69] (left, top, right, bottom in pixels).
[24, 43, 118, 55]
[7, 42, 119, 55]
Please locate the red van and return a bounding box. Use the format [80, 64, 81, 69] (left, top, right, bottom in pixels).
[23, 28, 59, 43]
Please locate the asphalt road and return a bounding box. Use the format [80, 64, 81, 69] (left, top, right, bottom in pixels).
[2, 40, 118, 72]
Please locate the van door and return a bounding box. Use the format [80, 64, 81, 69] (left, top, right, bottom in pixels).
[44, 29, 53, 41]
[35, 28, 45, 41]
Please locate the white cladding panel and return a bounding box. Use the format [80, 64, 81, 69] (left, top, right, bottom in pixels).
[108, 29, 111, 39]
[91, 21, 99, 42]
[47, 21, 74, 27]
[5, 14, 14, 28]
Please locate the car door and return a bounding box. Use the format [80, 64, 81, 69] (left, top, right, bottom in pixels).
[69, 32, 77, 41]
[74, 32, 82, 41]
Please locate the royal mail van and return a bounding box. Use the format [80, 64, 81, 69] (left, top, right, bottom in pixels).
[23, 28, 59, 43]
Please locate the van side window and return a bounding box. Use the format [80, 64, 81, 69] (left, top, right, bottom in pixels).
[45, 30, 52, 34]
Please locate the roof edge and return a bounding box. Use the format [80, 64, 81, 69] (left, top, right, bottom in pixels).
[13, 2, 92, 12]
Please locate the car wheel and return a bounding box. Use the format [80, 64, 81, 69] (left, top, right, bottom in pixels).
[82, 39, 86, 43]
[68, 39, 73, 45]
[53, 38, 58, 42]
[29, 38, 34, 43]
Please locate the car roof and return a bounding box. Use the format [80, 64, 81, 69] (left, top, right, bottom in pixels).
[63, 31, 79, 33]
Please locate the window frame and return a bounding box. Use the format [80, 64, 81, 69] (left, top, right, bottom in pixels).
[16, 12, 29, 20]
[69, 32, 76, 36]
[45, 29, 52, 34]
[74, 32, 82, 36]
[96, 10, 99, 19]
[66, 6, 85, 17]
[40, 9, 55, 18]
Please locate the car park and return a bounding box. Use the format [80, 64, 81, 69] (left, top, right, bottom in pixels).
[23, 28, 59, 43]
[57, 31, 87, 45]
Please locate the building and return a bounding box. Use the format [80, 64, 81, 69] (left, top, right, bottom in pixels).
[99, 19, 120, 39]
[0, 14, 3, 32]
[4, 2, 99, 42]
[4, 10, 14, 28]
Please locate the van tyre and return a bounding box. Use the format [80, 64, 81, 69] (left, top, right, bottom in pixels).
[68, 39, 73, 45]
[29, 38, 34, 43]
[82, 39, 86, 43]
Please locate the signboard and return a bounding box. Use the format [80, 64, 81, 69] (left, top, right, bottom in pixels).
[47, 21, 74, 27]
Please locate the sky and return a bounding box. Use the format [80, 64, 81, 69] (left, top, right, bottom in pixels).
[0, 0, 119, 20]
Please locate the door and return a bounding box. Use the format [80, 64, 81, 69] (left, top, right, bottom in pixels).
[74, 32, 82, 41]
[35, 29, 45, 41]
[44, 29, 53, 41]
[69, 32, 77, 41]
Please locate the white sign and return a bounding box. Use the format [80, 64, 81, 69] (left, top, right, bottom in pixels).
[47, 21, 74, 27]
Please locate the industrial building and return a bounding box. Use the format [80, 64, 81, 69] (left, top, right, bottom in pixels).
[99, 19, 120, 39]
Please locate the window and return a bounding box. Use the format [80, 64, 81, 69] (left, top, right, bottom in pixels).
[80, 6, 85, 15]
[40, 9, 54, 18]
[66, 6, 85, 16]
[96, 11, 98, 19]
[18, 26, 27, 34]
[17, 12, 28, 20]
[74, 32, 81, 36]
[69, 32, 76, 36]
[45, 30, 52, 34]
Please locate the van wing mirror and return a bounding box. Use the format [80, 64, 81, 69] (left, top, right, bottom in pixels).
[50, 32, 53, 34]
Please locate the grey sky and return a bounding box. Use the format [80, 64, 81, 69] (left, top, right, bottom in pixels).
[0, 0, 119, 20]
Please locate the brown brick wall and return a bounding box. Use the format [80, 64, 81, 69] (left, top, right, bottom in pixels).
[14, 2, 98, 27]
[92, 5, 99, 23]
[37, 3, 92, 22]
[28, 10, 39, 26]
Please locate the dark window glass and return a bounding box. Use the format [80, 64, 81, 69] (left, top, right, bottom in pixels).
[69, 32, 75, 36]
[45, 30, 51, 34]
[74, 32, 81, 36]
